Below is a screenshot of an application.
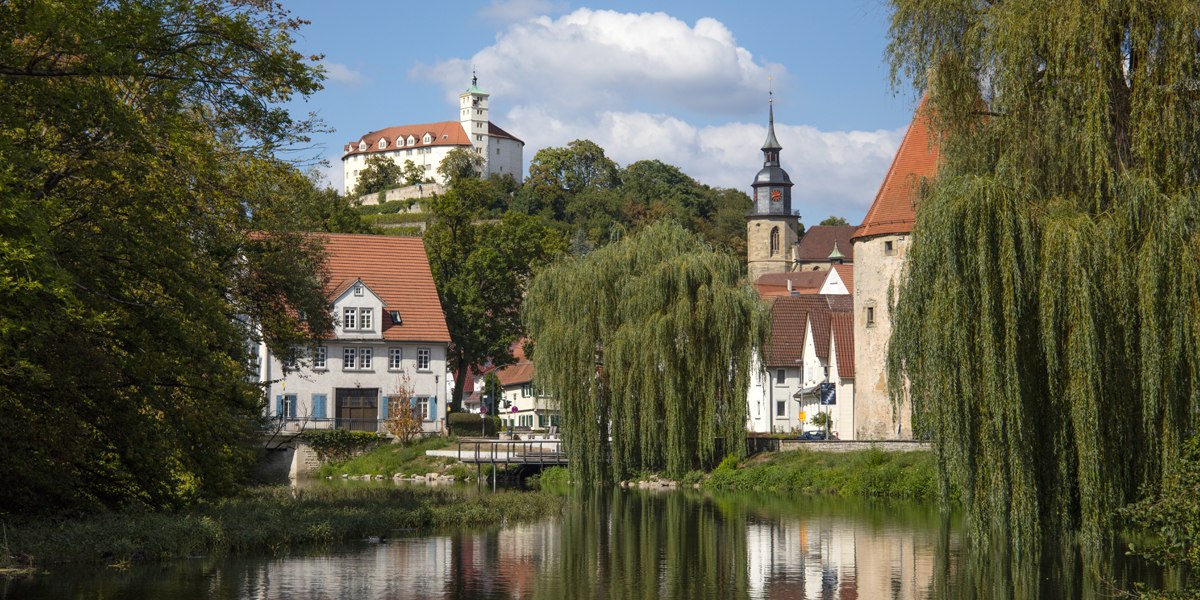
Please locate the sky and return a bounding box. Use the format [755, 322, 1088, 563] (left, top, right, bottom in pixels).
[282, 0, 924, 224]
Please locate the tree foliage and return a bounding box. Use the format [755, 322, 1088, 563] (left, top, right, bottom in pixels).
[885, 0, 1200, 552]
[437, 147, 485, 186]
[402, 160, 426, 186]
[818, 216, 849, 226]
[0, 0, 331, 514]
[523, 221, 768, 485]
[423, 179, 567, 412]
[355, 155, 403, 196]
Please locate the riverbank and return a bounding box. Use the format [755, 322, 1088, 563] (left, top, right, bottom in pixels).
[1, 484, 563, 568]
[534, 446, 944, 502]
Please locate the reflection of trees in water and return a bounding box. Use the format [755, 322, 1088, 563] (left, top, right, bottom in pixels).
[533, 489, 750, 600]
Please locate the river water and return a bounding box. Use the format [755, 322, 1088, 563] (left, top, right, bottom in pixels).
[1, 485, 1165, 599]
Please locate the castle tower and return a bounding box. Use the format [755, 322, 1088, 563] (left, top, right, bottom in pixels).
[459, 72, 490, 158]
[747, 94, 799, 282]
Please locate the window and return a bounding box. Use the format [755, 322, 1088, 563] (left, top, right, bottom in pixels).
[416, 396, 430, 420]
[770, 227, 780, 256]
[522, 383, 532, 397]
[776, 398, 787, 417]
[360, 308, 373, 331]
[775, 369, 786, 385]
[417, 348, 431, 371]
[279, 394, 297, 419]
[389, 310, 402, 325]
[343, 307, 357, 330]
[422, 133, 432, 144]
[353, 284, 363, 296]
[359, 348, 373, 369]
[388, 347, 402, 370]
[475, 122, 482, 129]
[407, 135, 415, 145]
[475, 134, 483, 141]
[343, 347, 356, 370]
[476, 109, 482, 115]
[314, 346, 327, 369]
[496, 147, 500, 155]
[866, 306, 876, 327]
[358, 141, 366, 151]
[884, 240, 895, 256]
[378, 139, 387, 149]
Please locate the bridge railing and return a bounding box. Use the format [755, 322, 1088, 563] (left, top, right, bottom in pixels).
[456, 438, 566, 467]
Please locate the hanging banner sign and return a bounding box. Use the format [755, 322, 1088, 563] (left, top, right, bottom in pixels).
[819, 382, 837, 405]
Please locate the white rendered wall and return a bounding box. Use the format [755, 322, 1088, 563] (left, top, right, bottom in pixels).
[852, 234, 914, 439]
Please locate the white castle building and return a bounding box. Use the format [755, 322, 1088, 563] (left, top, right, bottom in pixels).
[341, 75, 524, 195]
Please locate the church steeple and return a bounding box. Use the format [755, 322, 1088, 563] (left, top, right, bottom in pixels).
[750, 92, 794, 216]
[746, 91, 800, 282]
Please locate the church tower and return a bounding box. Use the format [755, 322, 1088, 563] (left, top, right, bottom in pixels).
[747, 94, 798, 282]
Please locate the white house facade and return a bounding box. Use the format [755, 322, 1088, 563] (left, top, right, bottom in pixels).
[746, 295, 856, 438]
[341, 75, 524, 195]
[259, 234, 452, 435]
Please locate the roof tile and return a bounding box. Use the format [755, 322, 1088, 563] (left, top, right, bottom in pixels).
[853, 95, 940, 241]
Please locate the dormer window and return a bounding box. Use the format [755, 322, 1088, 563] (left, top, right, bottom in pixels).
[396, 137, 404, 147]
[378, 139, 387, 149]
[422, 133, 432, 144]
[358, 141, 366, 151]
[389, 310, 402, 325]
[407, 135, 415, 145]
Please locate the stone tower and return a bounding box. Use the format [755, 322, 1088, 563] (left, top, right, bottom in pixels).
[747, 95, 799, 282]
[459, 72, 489, 156]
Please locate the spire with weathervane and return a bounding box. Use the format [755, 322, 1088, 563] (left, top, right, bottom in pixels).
[747, 88, 800, 282]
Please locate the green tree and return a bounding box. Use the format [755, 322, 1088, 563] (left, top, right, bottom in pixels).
[423, 179, 567, 412]
[523, 221, 768, 485]
[354, 155, 403, 196]
[818, 216, 849, 226]
[518, 139, 621, 220]
[886, 0, 1200, 551]
[402, 160, 426, 186]
[437, 147, 485, 186]
[0, 0, 331, 514]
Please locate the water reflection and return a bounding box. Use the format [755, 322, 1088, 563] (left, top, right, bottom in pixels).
[1, 487, 1163, 599]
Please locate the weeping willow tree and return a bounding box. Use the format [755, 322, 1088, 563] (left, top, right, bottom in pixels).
[886, 0, 1200, 553]
[523, 220, 767, 485]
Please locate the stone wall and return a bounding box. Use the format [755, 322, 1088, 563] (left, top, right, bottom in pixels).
[356, 182, 446, 206]
[289, 441, 323, 477]
[779, 440, 930, 453]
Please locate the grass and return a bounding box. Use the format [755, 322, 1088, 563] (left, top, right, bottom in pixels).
[314, 436, 458, 479]
[2, 485, 563, 567]
[703, 447, 943, 501]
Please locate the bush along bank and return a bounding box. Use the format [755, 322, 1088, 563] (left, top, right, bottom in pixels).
[313, 436, 471, 480]
[704, 448, 942, 501]
[2, 485, 564, 567]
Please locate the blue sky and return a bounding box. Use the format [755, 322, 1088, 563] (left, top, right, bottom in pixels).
[283, 0, 922, 223]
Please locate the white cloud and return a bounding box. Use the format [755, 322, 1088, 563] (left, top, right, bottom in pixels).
[322, 61, 367, 87]
[478, 0, 566, 23]
[415, 8, 778, 117]
[412, 8, 901, 222]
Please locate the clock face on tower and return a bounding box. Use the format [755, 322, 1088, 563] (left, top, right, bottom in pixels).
[770, 189, 782, 202]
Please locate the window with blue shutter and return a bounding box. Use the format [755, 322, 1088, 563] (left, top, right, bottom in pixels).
[312, 394, 327, 420]
[286, 394, 297, 419]
[380, 393, 388, 419]
[429, 397, 437, 422]
[275, 394, 284, 418]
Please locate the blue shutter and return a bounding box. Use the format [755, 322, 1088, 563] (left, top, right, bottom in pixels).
[312, 394, 326, 420]
[380, 394, 388, 419]
[275, 394, 284, 417]
[429, 397, 437, 422]
[287, 394, 297, 418]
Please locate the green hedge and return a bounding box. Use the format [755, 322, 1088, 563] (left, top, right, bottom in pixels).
[362, 212, 427, 225]
[300, 430, 385, 463]
[447, 412, 501, 437]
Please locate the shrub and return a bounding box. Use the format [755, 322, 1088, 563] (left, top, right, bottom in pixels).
[447, 412, 500, 437]
[301, 430, 385, 463]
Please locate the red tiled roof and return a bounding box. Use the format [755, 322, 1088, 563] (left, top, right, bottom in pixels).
[853, 95, 940, 241]
[495, 342, 534, 387]
[319, 233, 450, 343]
[342, 121, 471, 157]
[796, 226, 857, 261]
[830, 312, 855, 377]
[755, 271, 827, 298]
[342, 121, 524, 157]
[763, 295, 852, 366]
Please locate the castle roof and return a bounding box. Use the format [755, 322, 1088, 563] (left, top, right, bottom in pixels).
[342, 121, 523, 158]
[321, 233, 450, 343]
[755, 271, 827, 298]
[853, 94, 940, 241]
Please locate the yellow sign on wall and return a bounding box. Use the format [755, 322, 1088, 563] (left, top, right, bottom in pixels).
[799, 411, 807, 422]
